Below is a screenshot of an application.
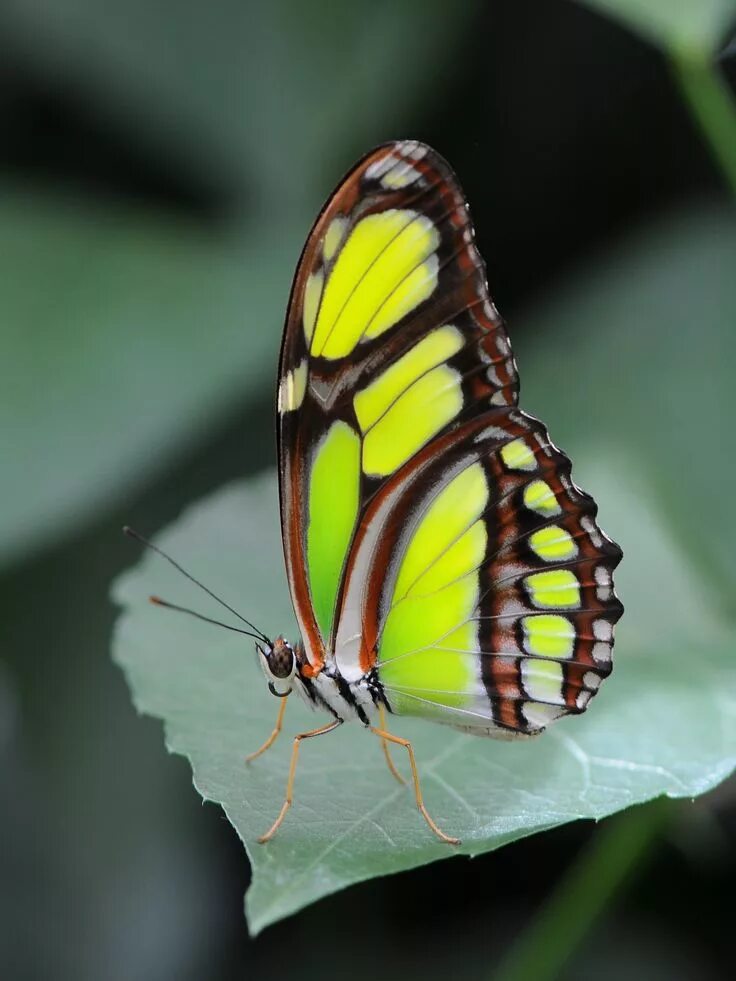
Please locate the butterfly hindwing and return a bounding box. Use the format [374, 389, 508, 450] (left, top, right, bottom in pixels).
[332, 409, 622, 736]
[279, 140, 622, 734]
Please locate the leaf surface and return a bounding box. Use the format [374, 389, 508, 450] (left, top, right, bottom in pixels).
[112, 462, 736, 934]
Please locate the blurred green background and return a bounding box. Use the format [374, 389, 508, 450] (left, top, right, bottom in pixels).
[2, 1, 735, 978]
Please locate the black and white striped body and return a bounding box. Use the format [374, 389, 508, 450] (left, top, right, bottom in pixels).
[294, 650, 385, 727]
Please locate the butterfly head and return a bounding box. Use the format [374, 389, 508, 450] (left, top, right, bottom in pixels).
[256, 635, 297, 697]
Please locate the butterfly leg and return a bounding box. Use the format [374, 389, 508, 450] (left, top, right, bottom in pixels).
[245, 695, 289, 764]
[377, 704, 406, 785]
[369, 726, 460, 845]
[258, 718, 343, 844]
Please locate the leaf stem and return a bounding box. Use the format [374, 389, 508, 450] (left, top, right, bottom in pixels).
[493, 799, 674, 981]
[669, 46, 736, 198]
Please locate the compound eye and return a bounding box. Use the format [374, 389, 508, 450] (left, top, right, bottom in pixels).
[268, 644, 295, 679]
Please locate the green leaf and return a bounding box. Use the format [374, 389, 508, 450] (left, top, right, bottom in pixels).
[572, 0, 736, 55]
[0, 0, 479, 197]
[518, 205, 736, 608]
[0, 185, 305, 566]
[111, 464, 736, 935]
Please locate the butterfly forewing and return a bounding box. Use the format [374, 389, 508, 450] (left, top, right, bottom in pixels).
[278, 141, 518, 665]
[278, 140, 622, 734]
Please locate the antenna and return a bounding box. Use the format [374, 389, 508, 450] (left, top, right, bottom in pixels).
[149, 596, 265, 642]
[123, 526, 270, 643]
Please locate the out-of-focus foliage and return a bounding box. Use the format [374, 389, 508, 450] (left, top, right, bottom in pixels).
[521, 207, 736, 603]
[2, 0, 735, 972]
[113, 206, 736, 933]
[0, 191, 299, 566]
[0, 0, 478, 567]
[576, 1, 736, 201]
[1, 0, 478, 197]
[573, 0, 736, 54]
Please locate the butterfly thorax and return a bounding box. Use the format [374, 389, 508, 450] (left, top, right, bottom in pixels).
[290, 641, 382, 726]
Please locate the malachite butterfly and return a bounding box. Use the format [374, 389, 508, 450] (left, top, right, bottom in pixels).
[134, 139, 623, 845]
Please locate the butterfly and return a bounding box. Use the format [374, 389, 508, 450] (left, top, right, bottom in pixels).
[130, 139, 623, 845]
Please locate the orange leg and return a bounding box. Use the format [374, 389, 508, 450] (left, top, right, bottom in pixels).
[369, 725, 460, 845]
[377, 704, 406, 785]
[245, 696, 289, 763]
[258, 718, 343, 844]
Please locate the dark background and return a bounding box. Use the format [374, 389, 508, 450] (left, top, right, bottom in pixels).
[2, 1, 734, 979]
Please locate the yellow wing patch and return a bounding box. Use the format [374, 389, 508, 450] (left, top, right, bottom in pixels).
[378, 463, 489, 712]
[521, 659, 564, 704]
[354, 326, 464, 431]
[500, 438, 536, 471]
[521, 614, 575, 658]
[526, 569, 581, 609]
[354, 325, 465, 476]
[277, 360, 308, 413]
[410, 520, 486, 597]
[393, 463, 489, 601]
[365, 153, 423, 189]
[323, 217, 348, 262]
[529, 525, 578, 562]
[362, 365, 463, 476]
[302, 270, 324, 344]
[379, 162, 422, 189]
[310, 209, 440, 360]
[363, 257, 439, 342]
[306, 421, 361, 640]
[523, 479, 561, 516]
[380, 590, 478, 712]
